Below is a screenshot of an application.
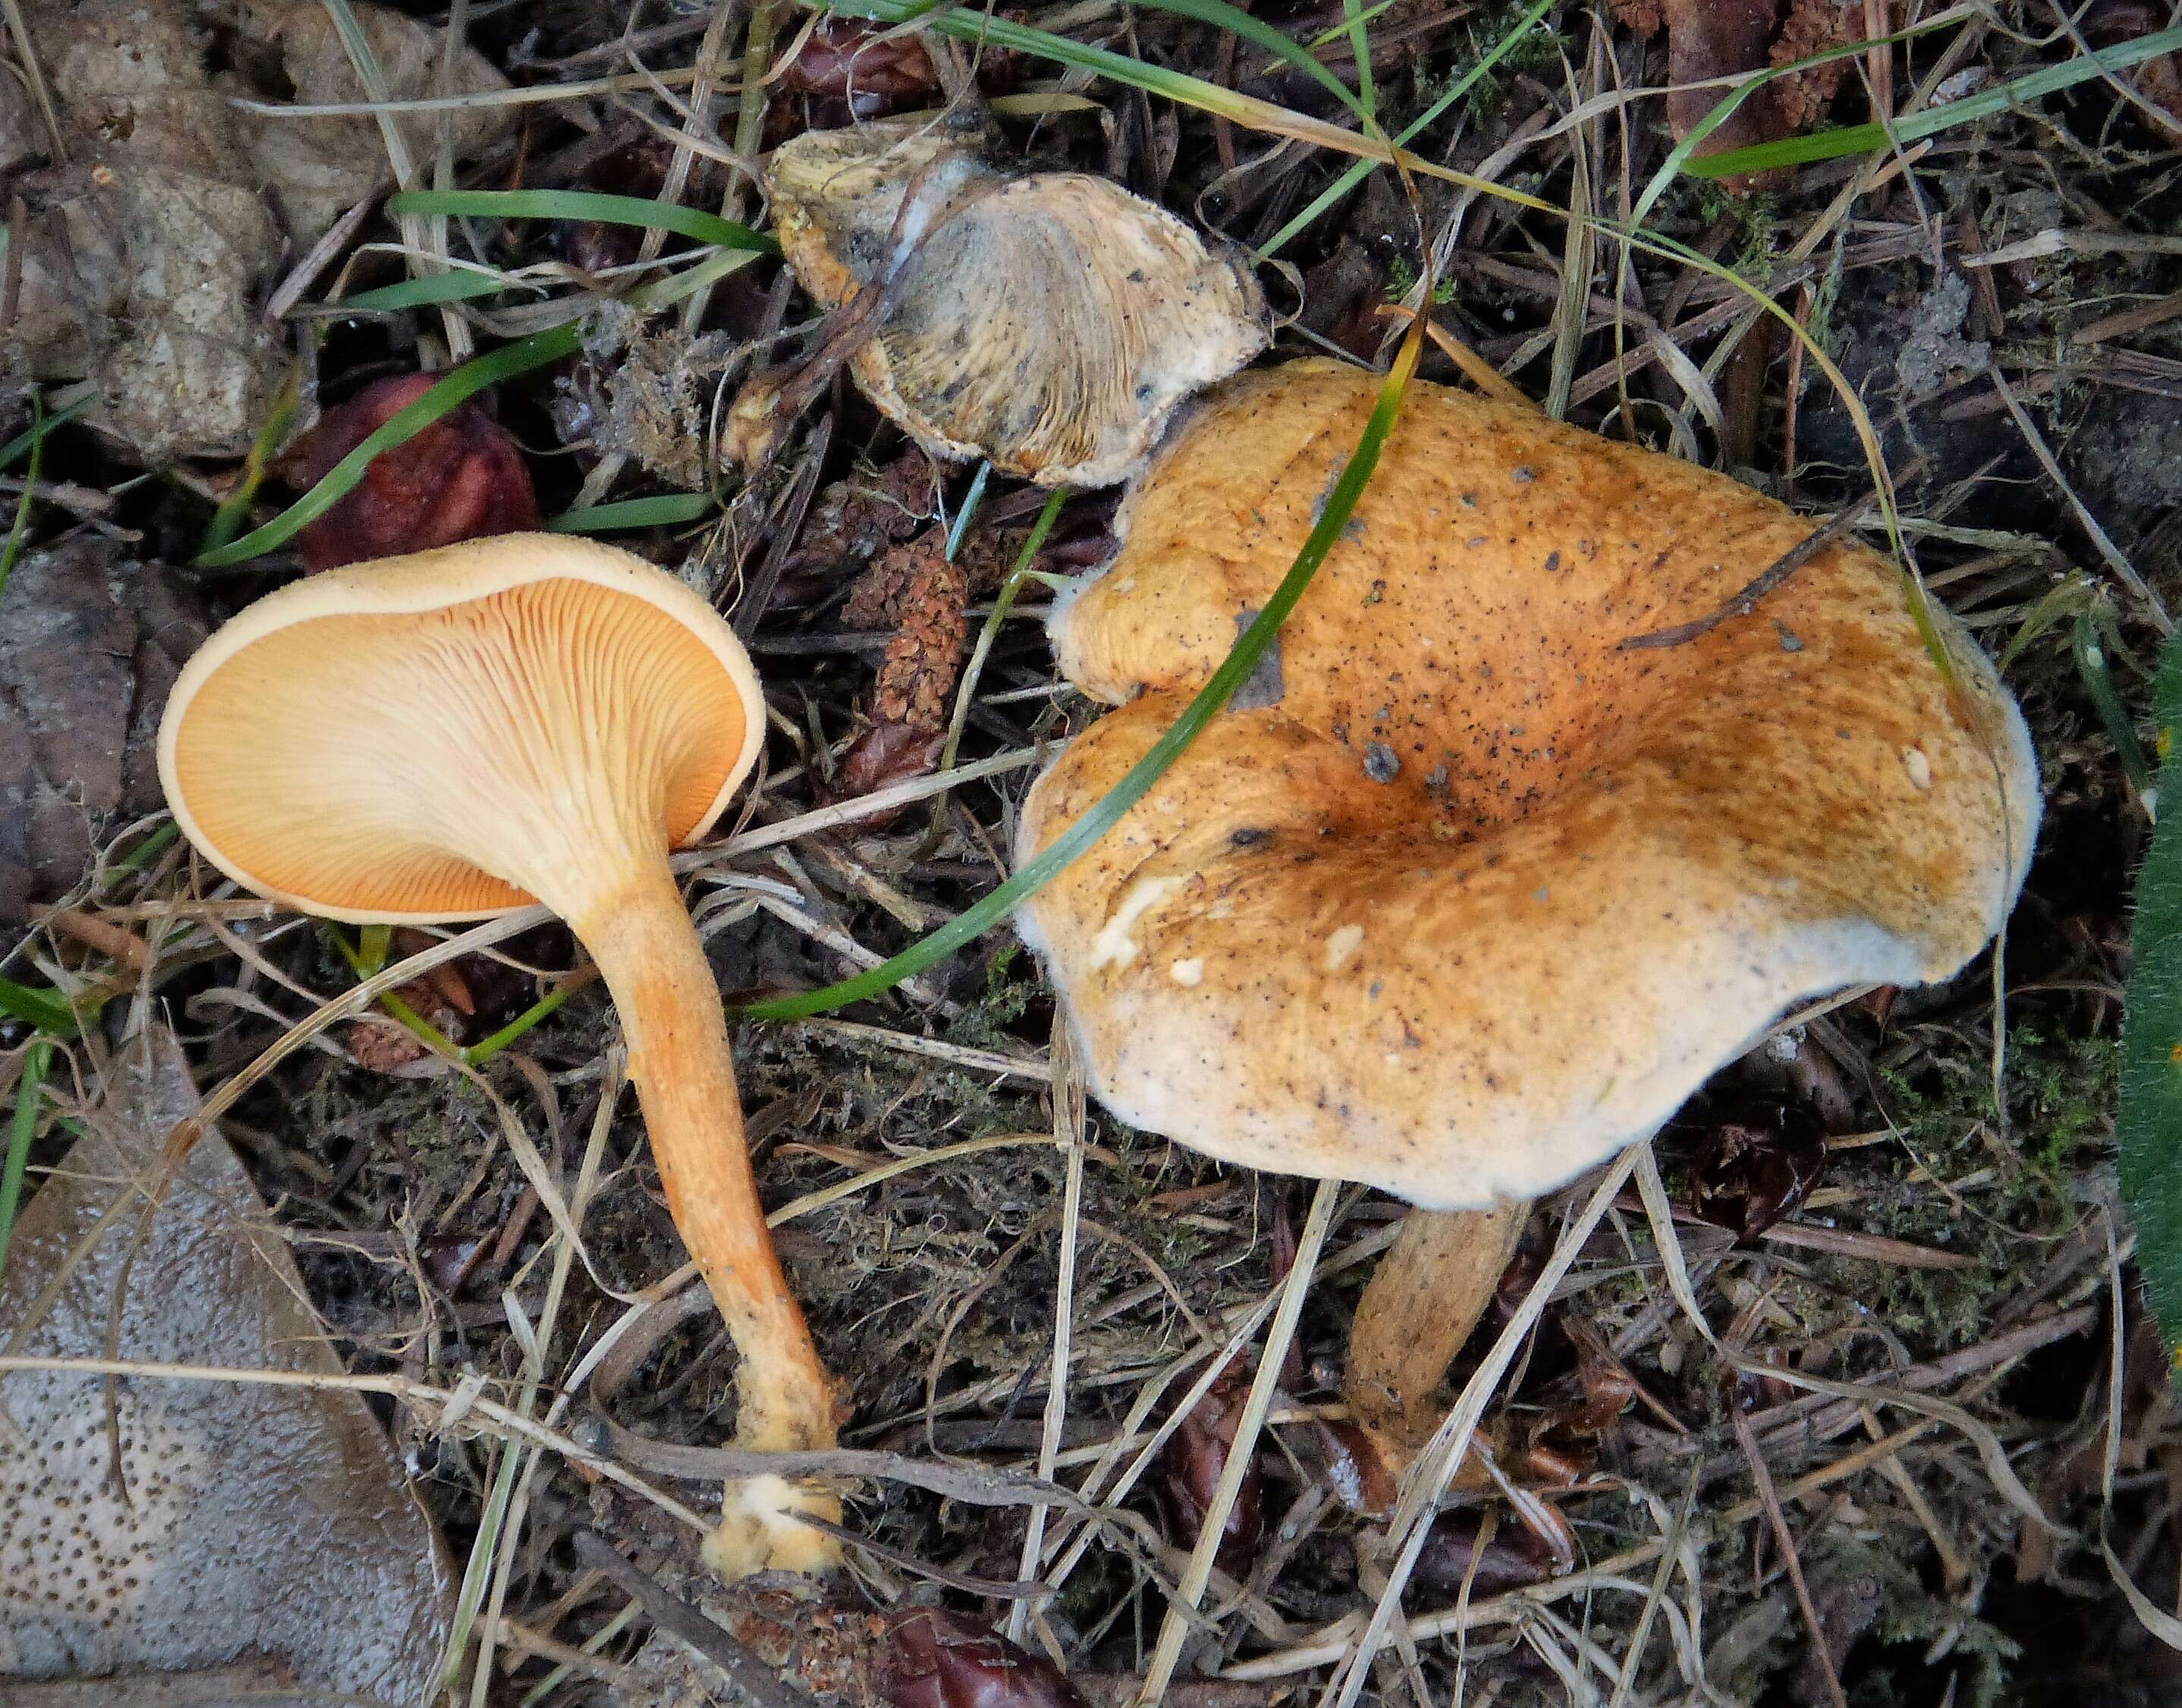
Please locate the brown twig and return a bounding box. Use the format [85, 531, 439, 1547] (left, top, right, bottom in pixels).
[1620, 497, 1875, 650]
[1730, 1404, 1850, 1708]
[570, 1532, 810, 1708]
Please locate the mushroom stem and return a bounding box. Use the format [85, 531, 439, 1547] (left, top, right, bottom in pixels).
[1343, 1202, 1530, 1461]
[571, 856, 842, 1574]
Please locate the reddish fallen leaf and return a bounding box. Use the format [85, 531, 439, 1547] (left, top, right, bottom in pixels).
[283, 373, 540, 571]
[780, 18, 940, 104]
[836, 720, 947, 803]
[1686, 1102, 1828, 1241]
[1521, 1329, 1638, 1483]
[1156, 1362, 1265, 1572]
[1410, 1513, 1557, 1599]
[880, 1608, 1089, 1708]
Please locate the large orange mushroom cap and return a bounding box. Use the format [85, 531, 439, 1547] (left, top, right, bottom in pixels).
[157, 535, 764, 926]
[1017, 360, 2039, 1209]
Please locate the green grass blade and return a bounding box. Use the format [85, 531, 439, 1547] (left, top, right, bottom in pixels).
[0, 392, 48, 602]
[0, 1040, 53, 1282]
[1263, 0, 1554, 257]
[2121, 628, 2182, 1375]
[1690, 24, 2182, 181]
[2077, 610, 2152, 803]
[1133, 0, 1366, 118]
[342, 272, 517, 310]
[194, 322, 585, 567]
[823, 0, 1276, 120]
[546, 492, 719, 533]
[945, 461, 993, 561]
[199, 363, 306, 557]
[0, 977, 80, 1037]
[388, 189, 778, 256]
[742, 332, 1425, 1023]
[200, 247, 760, 570]
[465, 982, 578, 1066]
[0, 393, 93, 475]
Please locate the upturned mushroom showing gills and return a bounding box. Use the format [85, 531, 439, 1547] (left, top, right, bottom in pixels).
[752, 115, 1268, 487]
[156, 536, 839, 1577]
[1016, 361, 2039, 1467]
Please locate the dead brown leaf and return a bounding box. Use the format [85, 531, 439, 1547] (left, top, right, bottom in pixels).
[231, 0, 514, 249]
[0, 1027, 454, 1699]
[6, 0, 286, 461]
[0, 539, 206, 931]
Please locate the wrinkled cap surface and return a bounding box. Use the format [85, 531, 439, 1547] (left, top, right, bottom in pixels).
[766, 118, 1267, 487]
[1017, 360, 2039, 1209]
[158, 535, 764, 924]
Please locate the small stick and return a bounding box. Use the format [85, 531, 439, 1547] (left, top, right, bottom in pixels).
[1620, 497, 1875, 651]
[570, 1532, 808, 1708]
[1731, 1405, 1850, 1708]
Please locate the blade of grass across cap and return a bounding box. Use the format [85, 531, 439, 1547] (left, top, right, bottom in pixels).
[742, 322, 1428, 1024]
[388, 189, 778, 255]
[1689, 23, 2182, 181]
[1263, 0, 1554, 258]
[546, 492, 720, 533]
[194, 321, 585, 567]
[0, 1040, 52, 1281]
[341, 272, 518, 311]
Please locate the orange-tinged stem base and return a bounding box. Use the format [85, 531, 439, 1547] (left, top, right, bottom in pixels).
[574, 857, 842, 1576]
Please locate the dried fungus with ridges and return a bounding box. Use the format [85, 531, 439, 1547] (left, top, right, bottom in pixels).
[763, 117, 1268, 487]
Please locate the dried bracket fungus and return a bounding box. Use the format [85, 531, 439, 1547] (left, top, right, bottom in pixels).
[0, 1028, 453, 1703]
[1017, 360, 2039, 1209]
[758, 117, 1267, 486]
[158, 536, 840, 1577]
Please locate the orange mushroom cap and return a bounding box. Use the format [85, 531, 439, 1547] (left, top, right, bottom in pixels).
[1017, 361, 2039, 1209]
[157, 535, 764, 926]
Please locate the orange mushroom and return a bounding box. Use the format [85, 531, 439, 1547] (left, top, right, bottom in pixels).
[157, 535, 839, 1576]
[1017, 360, 2039, 1489]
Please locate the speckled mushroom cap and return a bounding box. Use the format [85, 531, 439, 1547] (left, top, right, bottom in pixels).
[765, 118, 1267, 487]
[1015, 360, 2039, 1209]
